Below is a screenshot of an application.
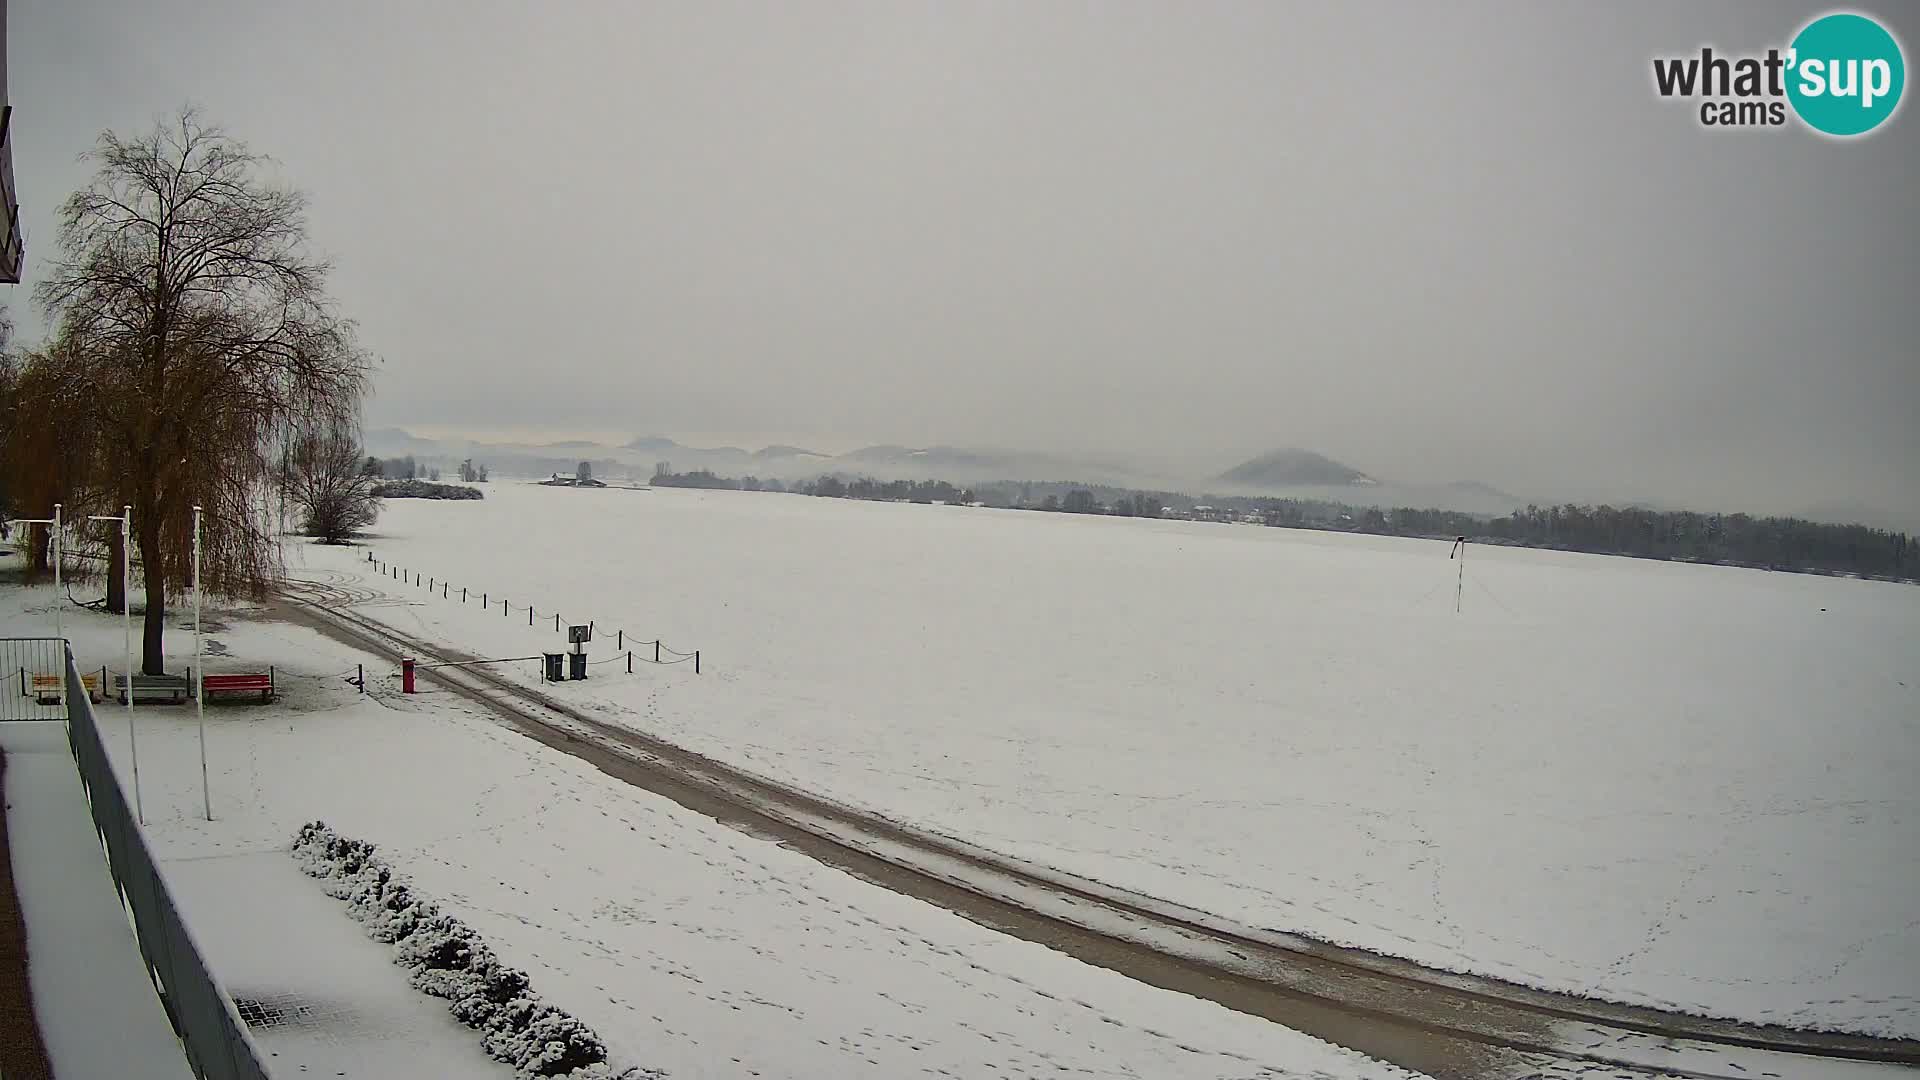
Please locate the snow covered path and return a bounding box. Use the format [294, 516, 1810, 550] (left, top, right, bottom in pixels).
[0, 721, 194, 1080]
[2, 585, 1418, 1080]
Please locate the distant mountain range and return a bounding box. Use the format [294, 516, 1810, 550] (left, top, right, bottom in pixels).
[363, 428, 1522, 512]
[359, 427, 1913, 530]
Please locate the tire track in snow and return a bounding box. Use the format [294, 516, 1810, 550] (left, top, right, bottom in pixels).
[276, 578, 1920, 1080]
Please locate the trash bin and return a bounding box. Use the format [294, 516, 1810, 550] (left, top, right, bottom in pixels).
[568, 651, 588, 680]
[542, 653, 564, 682]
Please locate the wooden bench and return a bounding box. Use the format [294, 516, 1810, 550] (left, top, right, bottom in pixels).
[114, 674, 191, 705]
[201, 670, 276, 703]
[30, 672, 101, 704]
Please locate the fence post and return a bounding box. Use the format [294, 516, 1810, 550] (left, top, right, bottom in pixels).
[654, 640, 661, 663]
[555, 613, 560, 632]
[627, 651, 632, 674]
[443, 583, 448, 599]
[463, 587, 468, 602]
[529, 606, 534, 626]
[617, 629, 622, 650]
[695, 650, 701, 675]
[357, 663, 364, 693]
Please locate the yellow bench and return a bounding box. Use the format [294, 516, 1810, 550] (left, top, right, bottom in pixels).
[31, 672, 101, 704]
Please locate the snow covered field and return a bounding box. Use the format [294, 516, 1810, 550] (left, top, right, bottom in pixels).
[0, 582, 1413, 1080]
[299, 482, 1919, 1039]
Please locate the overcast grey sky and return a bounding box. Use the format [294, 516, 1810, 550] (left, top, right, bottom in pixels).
[8, 1, 1916, 521]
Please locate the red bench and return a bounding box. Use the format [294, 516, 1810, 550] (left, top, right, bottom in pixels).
[201, 671, 275, 703]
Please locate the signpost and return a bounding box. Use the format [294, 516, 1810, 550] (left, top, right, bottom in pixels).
[567, 624, 590, 680]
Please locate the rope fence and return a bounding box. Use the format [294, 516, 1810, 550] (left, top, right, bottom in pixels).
[359, 551, 703, 677]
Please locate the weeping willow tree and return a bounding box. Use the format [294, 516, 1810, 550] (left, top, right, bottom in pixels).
[0, 334, 115, 583]
[28, 107, 371, 673]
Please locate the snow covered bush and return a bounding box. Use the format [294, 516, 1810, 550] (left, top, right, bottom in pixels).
[291, 822, 662, 1079]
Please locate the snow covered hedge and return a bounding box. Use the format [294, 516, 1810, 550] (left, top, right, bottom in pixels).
[291, 822, 662, 1079]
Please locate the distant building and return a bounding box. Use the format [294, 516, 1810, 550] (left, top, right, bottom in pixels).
[541, 472, 607, 488]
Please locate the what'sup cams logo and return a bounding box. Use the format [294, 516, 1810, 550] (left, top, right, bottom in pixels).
[1653, 11, 1905, 137]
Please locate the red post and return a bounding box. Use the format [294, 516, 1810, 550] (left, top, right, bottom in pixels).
[402, 657, 416, 694]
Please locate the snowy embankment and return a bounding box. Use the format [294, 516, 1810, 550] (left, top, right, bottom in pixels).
[1, 582, 1414, 1080]
[298, 483, 1920, 1039]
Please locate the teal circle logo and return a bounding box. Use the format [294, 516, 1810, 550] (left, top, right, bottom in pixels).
[1786, 12, 1905, 136]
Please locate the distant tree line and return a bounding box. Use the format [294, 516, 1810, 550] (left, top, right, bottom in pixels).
[791, 476, 975, 503]
[360, 455, 490, 483]
[364, 455, 428, 480]
[650, 467, 737, 490]
[1221, 497, 1914, 580]
[645, 467, 1914, 583]
[1472, 504, 1913, 579]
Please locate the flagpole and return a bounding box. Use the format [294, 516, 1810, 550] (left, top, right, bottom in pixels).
[88, 507, 141, 822]
[195, 505, 209, 821]
[123, 506, 140, 823]
[51, 503, 62, 645]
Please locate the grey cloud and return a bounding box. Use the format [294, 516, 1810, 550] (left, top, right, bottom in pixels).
[9, 0, 1916, 524]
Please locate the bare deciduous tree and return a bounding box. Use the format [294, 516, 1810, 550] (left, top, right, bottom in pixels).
[31, 107, 371, 673]
[288, 422, 381, 543]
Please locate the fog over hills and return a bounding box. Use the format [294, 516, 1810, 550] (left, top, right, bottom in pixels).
[365, 429, 1507, 515]
[363, 426, 1920, 531]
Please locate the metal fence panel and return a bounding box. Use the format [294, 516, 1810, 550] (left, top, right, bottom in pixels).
[1, 637, 68, 720]
[61, 645, 275, 1080]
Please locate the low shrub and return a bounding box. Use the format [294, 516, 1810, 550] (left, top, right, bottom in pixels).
[368, 479, 485, 500]
[291, 822, 661, 1078]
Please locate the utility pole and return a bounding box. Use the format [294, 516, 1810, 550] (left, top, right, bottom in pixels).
[91, 507, 141, 823]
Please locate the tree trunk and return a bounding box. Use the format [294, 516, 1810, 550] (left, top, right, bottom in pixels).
[138, 520, 167, 675]
[105, 529, 127, 614]
[27, 529, 50, 577]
